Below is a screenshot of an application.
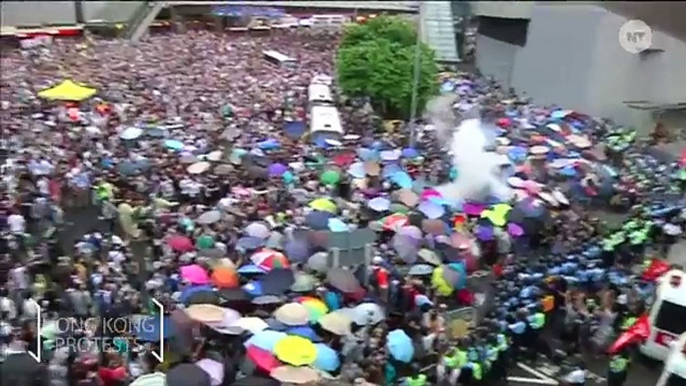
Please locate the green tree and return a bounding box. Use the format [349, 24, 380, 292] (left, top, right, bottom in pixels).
[337, 15, 439, 120]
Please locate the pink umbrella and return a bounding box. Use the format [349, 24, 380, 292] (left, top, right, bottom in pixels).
[507, 223, 525, 237]
[195, 358, 224, 386]
[168, 235, 195, 252]
[180, 264, 211, 285]
[463, 203, 486, 216]
[522, 180, 541, 195]
[420, 188, 441, 201]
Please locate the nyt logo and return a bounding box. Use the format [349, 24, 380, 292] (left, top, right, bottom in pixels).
[619, 19, 653, 54]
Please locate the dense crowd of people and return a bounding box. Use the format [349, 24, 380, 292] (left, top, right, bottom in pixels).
[0, 25, 684, 386]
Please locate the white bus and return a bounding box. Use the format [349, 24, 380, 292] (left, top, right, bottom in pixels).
[656, 333, 686, 386]
[262, 50, 297, 69]
[641, 270, 686, 361]
[310, 105, 344, 139]
[311, 74, 333, 86]
[308, 83, 334, 105]
[310, 14, 349, 30]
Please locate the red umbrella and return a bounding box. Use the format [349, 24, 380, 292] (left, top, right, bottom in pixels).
[608, 314, 651, 354]
[168, 235, 195, 252]
[332, 152, 355, 167]
[247, 346, 281, 373]
[642, 258, 671, 282]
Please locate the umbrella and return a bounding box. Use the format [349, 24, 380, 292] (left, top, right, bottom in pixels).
[395, 189, 419, 207]
[181, 264, 211, 285]
[352, 303, 385, 325]
[130, 373, 167, 386]
[307, 252, 329, 273]
[270, 366, 320, 385]
[507, 223, 525, 237]
[196, 234, 215, 250]
[181, 154, 199, 164]
[286, 325, 322, 342]
[608, 315, 651, 354]
[313, 343, 340, 371]
[230, 376, 279, 386]
[327, 268, 361, 293]
[327, 218, 348, 232]
[257, 139, 280, 150]
[236, 237, 266, 251]
[379, 213, 409, 231]
[475, 225, 495, 241]
[243, 281, 264, 297]
[244, 330, 288, 352]
[417, 249, 442, 266]
[305, 210, 333, 230]
[185, 303, 225, 324]
[296, 296, 329, 322]
[283, 237, 310, 262]
[367, 197, 391, 212]
[268, 163, 288, 177]
[320, 170, 341, 186]
[166, 363, 212, 386]
[408, 264, 434, 276]
[195, 358, 225, 386]
[431, 266, 455, 296]
[418, 201, 445, 219]
[274, 336, 317, 366]
[120, 127, 143, 140]
[390, 171, 413, 189]
[168, 235, 194, 252]
[318, 311, 352, 336]
[245, 222, 271, 239]
[380, 149, 401, 161]
[398, 225, 423, 240]
[347, 162, 366, 178]
[260, 269, 295, 295]
[382, 164, 404, 179]
[251, 250, 290, 271]
[211, 267, 239, 288]
[214, 164, 234, 175]
[218, 288, 251, 303]
[246, 346, 281, 373]
[291, 272, 317, 293]
[185, 291, 222, 306]
[387, 329, 414, 363]
[164, 139, 185, 151]
[205, 307, 242, 332]
[274, 302, 311, 325]
[392, 235, 419, 263]
[197, 211, 221, 225]
[364, 161, 381, 176]
[309, 198, 337, 213]
[188, 161, 211, 174]
[118, 160, 150, 175]
[252, 295, 282, 306]
[231, 317, 269, 335]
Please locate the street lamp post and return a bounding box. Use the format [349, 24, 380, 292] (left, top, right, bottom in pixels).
[409, 2, 424, 147]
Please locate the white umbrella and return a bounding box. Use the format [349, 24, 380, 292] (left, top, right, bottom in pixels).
[351, 303, 385, 326]
[187, 161, 211, 174]
[130, 372, 166, 386]
[245, 222, 270, 239]
[120, 127, 143, 140]
[207, 150, 223, 162]
[196, 210, 222, 225]
[663, 223, 682, 236]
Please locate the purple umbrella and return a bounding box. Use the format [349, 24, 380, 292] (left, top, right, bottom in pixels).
[284, 238, 310, 263]
[268, 163, 288, 177]
[392, 235, 419, 263]
[507, 223, 525, 237]
[418, 201, 445, 219]
[475, 225, 495, 241]
[463, 203, 486, 216]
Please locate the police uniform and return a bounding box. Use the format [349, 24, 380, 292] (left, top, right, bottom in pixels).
[608, 354, 629, 386]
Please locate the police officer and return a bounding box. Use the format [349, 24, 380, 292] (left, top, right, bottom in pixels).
[607, 349, 631, 386]
[404, 363, 428, 386]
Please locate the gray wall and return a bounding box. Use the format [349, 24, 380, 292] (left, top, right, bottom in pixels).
[1, 1, 77, 27]
[476, 3, 686, 130]
[82, 1, 145, 23]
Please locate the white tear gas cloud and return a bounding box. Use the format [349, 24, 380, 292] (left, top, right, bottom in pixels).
[425, 96, 512, 202]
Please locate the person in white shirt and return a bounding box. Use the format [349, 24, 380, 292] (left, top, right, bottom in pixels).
[7, 211, 26, 234]
[21, 293, 39, 319]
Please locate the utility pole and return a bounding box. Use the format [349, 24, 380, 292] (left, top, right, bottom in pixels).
[409, 2, 424, 147]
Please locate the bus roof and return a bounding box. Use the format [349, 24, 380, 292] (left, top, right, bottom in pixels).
[657, 270, 686, 305]
[262, 50, 295, 62]
[664, 333, 686, 380]
[308, 84, 333, 103]
[310, 105, 343, 135]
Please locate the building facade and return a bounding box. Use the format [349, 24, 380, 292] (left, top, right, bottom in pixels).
[473, 2, 686, 133]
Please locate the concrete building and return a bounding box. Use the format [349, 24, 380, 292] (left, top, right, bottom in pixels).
[473, 2, 686, 134]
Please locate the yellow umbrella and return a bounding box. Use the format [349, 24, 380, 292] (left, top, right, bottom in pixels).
[37, 80, 97, 101]
[431, 266, 454, 296]
[308, 198, 337, 214]
[480, 203, 512, 227]
[273, 336, 317, 366]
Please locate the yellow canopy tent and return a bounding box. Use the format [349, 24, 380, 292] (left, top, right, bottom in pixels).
[37, 80, 97, 101]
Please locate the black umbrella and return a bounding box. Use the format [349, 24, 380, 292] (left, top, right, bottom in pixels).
[327, 267, 362, 293]
[1, 352, 46, 385]
[166, 363, 211, 386]
[259, 268, 295, 295]
[186, 290, 222, 305]
[218, 288, 251, 303]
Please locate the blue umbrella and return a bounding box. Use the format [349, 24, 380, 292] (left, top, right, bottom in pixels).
[559, 166, 577, 177]
[418, 201, 445, 219]
[236, 237, 266, 251]
[402, 147, 420, 158]
[257, 139, 280, 150]
[347, 162, 366, 179]
[305, 211, 333, 230]
[118, 159, 150, 175]
[390, 171, 413, 189]
[164, 140, 184, 151]
[380, 150, 401, 161]
[367, 197, 391, 212]
[132, 315, 175, 342]
[447, 262, 467, 289]
[313, 343, 340, 371]
[387, 329, 414, 363]
[284, 238, 310, 262]
[145, 127, 166, 138]
[287, 326, 323, 342]
[327, 218, 348, 232]
[180, 285, 214, 304]
[244, 330, 288, 352]
[507, 146, 528, 163]
[358, 148, 379, 162]
[382, 164, 403, 179]
[237, 264, 267, 275]
[242, 281, 264, 296]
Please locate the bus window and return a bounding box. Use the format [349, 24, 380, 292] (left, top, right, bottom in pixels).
[262, 50, 297, 69]
[665, 374, 686, 386]
[656, 301, 686, 336]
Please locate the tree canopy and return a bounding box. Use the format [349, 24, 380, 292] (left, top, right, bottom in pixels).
[337, 15, 439, 120]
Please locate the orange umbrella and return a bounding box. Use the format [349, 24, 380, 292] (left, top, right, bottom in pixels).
[211, 267, 239, 288]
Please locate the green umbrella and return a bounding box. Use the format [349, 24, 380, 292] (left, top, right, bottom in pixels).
[320, 170, 341, 186]
[678, 169, 686, 181]
[390, 203, 410, 214]
[196, 234, 215, 250]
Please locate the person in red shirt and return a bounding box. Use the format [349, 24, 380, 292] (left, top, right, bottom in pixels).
[98, 355, 128, 386]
